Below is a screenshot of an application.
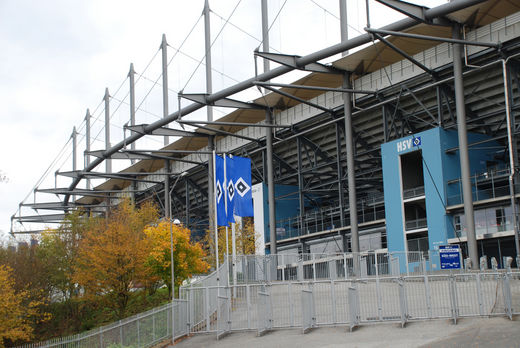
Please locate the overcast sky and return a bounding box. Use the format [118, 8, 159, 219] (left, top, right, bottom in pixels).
[0, 0, 446, 242]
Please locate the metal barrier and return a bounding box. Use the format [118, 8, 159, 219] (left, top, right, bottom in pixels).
[16, 300, 189, 348]
[257, 287, 273, 336]
[348, 285, 360, 332]
[179, 257, 229, 333]
[22, 257, 520, 346]
[217, 288, 231, 340]
[179, 270, 520, 337]
[301, 287, 316, 334]
[228, 252, 450, 285]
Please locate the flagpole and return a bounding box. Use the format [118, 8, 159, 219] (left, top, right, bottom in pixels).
[232, 220, 237, 287]
[224, 154, 230, 268]
[213, 150, 219, 272]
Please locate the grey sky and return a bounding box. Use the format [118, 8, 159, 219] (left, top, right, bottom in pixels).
[0, 0, 445, 241]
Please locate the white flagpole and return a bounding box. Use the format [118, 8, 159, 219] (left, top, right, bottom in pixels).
[213, 150, 219, 271]
[232, 219, 237, 287]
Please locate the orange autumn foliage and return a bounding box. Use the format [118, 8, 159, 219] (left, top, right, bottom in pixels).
[0, 265, 50, 348]
[73, 199, 158, 318]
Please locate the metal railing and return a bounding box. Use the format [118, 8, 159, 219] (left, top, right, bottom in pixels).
[403, 186, 425, 200]
[446, 167, 516, 206]
[180, 271, 520, 335]
[274, 197, 386, 242]
[21, 252, 520, 346]
[17, 300, 189, 348]
[455, 214, 516, 237]
[226, 252, 438, 284]
[180, 258, 229, 334]
[405, 218, 428, 230]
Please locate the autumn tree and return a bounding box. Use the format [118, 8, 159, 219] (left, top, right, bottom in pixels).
[203, 218, 258, 268]
[0, 265, 50, 348]
[37, 211, 96, 300]
[0, 239, 49, 299]
[144, 221, 209, 298]
[236, 217, 257, 255]
[73, 199, 158, 318]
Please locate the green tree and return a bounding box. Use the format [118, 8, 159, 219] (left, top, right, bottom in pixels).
[37, 211, 95, 300]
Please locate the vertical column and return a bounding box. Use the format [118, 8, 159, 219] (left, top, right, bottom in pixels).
[382, 105, 388, 142]
[161, 34, 169, 146]
[339, 0, 348, 56]
[85, 109, 91, 189]
[453, 24, 478, 266]
[297, 137, 305, 234]
[261, 0, 270, 74]
[208, 136, 216, 265]
[165, 160, 171, 219]
[436, 86, 443, 128]
[185, 179, 190, 227]
[204, 0, 216, 252]
[502, 61, 520, 259]
[266, 110, 277, 255]
[72, 127, 77, 173]
[129, 63, 136, 164]
[204, 0, 213, 122]
[72, 127, 77, 203]
[164, 160, 175, 344]
[104, 88, 112, 174]
[335, 124, 345, 229]
[343, 73, 359, 257]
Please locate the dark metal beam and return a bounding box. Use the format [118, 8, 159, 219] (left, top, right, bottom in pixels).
[179, 93, 265, 109]
[371, 32, 436, 76]
[375, 0, 452, 26]
[176, 120, 260, 143]
[125, 124, 208, 138]
[121, 149, 220, 155]
[445, 134, 508, 153]
[175, 119, 292, 128]
[253, 81, 376, 95]
[262, 85, 334, 114]
[365, 27, 500, 48]
[57, 170, 162, 184]
[254, 51, 342, 74]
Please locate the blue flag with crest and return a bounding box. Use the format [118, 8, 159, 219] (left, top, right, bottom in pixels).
[225, 155, 236, 224]
[215, 154, 227, 226]
[230, 156, 253, 217]
[215, 154, 236, 226]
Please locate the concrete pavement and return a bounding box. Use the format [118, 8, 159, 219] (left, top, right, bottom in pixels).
[170, 317, 520, 347]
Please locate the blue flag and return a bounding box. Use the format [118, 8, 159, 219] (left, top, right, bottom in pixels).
[230, 156, 253, 217]
[215, 154, 235, 226]
[215, 154, 227, 226]
[225, 155, 236, 224]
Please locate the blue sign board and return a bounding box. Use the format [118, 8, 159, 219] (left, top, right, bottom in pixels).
[439, 245, 461, 269]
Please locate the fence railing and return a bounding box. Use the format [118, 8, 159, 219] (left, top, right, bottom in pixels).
[180, 271, 520, 336]
[225, 251, 460, 285]
[17, 300, 189, 348]
[18, 251, 520, 346]
[179, 258, 229, 334]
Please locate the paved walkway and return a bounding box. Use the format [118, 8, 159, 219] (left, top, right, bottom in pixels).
[171, 317, 520, 347]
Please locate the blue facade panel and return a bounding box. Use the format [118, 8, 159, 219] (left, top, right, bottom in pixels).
[382, 128, 500, 265]
[263, 184, 300, 247]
